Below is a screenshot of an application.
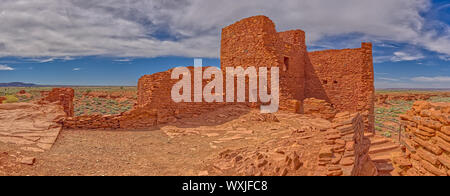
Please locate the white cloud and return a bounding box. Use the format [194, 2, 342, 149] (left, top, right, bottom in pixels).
[72, 68, 81, 71]
[30, 56, 76, 63]
[37, 58, 55, 63]
[114, 58, 133, 62]
[0, 0, 448, 58]
[377, 77, 400, 82]
[0, 64, 14, 70]
[439, 55, 450, 61]
[411, 76, 450, 82]
[391, 51, 424, 62]
[374, 56, 393, 63]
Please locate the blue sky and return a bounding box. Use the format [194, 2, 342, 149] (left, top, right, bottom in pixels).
[0, 0, 449, 88]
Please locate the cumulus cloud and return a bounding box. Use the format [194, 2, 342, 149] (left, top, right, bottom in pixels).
[377, 77, 400, 82]
[0, 64, 14, 70]
[411, 76, 450, 82]
[439, 55, 450, 61]
[0, 0, 448, 58]
[391, 51, 425, 61]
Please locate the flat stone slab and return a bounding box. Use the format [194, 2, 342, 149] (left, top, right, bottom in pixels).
[0, 102, 66, 152]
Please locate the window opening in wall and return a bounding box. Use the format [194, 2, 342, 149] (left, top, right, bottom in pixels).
[283, 57, 289, 71]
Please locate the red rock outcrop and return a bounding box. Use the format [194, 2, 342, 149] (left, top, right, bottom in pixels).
[0, 97, 5, 104]
[0, 102, 66, 152]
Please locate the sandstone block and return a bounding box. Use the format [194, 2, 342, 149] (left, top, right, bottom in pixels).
[421, 159, 447, 176]
[438, 154, 450, 169]
[413, 136, 443, 155]
[400, 114, 414, 121]
[441, 126, 450, 135]
[319, 146, 333, 158]
[392, 156, 412, 169]
[18, 157, 35, 165]
[341, 157, 354, 166]
[437, 131, 450, 142]
[435, 137, 450, 152]
[326, 170, 343, 176]
[418, 125, 436, 134]
[419, 118, 442, 130]
[416, 148, 439, 165]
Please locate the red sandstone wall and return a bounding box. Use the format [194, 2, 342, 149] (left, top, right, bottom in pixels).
[137, 16, 306, 116]
[138, 67, 234, 123]
[305, 43, 375, 132]
[220, 16, 306, 109]
[63, 107, 158, 130]
[137, 16, 375, 127]
[39, 88, 74, 117]
[394, 101, 450, 176]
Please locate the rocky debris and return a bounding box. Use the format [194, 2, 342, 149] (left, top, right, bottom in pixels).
[303, 98, 337, 120]
[376, 93, 448, 105]
[395, 101, 450, 176]
[203, 112, 376, 176]
[205, 134, 311, 176]
[18, 157, 35, 165]
[250, 112, 280, 122]
[0, 152, 24, 175]
[198, 170, 209, 176]
[0, 102, 66, 152]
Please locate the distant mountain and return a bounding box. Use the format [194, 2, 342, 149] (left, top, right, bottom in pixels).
[0, 82, 39, 87]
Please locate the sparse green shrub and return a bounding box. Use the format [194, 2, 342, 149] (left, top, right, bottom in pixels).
[3, 95, 19, 103]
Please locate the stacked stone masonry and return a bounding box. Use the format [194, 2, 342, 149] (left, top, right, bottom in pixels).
[207, 111, 377, 176]
[63, 16, 374, 132]
[39, 88, 74, 117]
[137, 15, 375, 132]
[394, 101, 450, 176]
[319, 112, 377, 176]
[63, 107, 158, 130]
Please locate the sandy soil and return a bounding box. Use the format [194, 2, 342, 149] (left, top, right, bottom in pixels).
[1, 106, 310, 176]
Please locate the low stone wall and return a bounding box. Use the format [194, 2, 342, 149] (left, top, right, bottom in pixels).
[394, 101, 450, 176]
[39, 88, 74, 117]
[63, 107, 158, 130]
[319, 112, 377, 176]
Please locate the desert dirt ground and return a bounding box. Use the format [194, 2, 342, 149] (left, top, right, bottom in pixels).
[1, 103, 312, 176]
[1, 87, 450, 176]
